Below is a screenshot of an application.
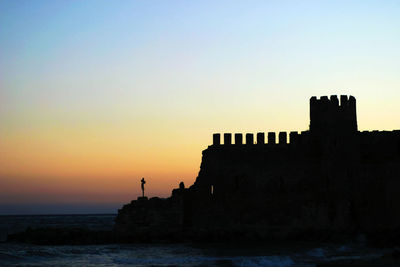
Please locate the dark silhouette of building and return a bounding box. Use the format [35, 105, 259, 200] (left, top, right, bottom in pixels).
[116, 95, 400, 242]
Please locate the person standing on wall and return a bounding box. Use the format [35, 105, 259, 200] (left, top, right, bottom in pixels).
[141, 177, 146, 197]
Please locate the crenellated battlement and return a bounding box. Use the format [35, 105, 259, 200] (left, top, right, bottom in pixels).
[309, 95, 356, 107]
[209, 96, 399, 161]
[212, 131, 304, 146]
[310, 95, 357, 135]
[211, 95, 359, 147]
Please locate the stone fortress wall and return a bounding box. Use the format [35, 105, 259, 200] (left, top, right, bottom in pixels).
[188, 95, 400, 232]
[116, 95, 400, 243]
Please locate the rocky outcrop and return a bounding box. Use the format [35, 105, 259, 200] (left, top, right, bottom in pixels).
[114, 186, 188, 242]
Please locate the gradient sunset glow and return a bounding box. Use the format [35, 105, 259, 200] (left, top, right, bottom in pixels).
[1, 1, 400, 214]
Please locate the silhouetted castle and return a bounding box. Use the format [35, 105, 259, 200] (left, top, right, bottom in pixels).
[116, 95, 400, 242]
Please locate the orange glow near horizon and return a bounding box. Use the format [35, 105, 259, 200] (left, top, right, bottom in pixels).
[1, 98, 400, 207]
[0, 117, 205, 204]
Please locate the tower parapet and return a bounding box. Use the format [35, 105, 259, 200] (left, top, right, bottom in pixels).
[310, 95, 357, 135]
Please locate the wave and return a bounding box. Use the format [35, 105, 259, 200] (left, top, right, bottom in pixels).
[0, 243, 386, 267]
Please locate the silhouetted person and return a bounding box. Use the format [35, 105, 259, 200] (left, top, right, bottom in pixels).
[141, 177, 146, 197]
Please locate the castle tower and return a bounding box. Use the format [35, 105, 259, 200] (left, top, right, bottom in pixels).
[309, 95, 357, 136]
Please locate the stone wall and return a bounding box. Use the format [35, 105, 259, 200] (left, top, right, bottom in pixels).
[115, 95, 400, 243]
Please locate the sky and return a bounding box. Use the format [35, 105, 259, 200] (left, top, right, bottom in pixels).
[1, 0, 400, 214]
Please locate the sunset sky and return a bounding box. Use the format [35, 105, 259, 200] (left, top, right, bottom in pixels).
[1, 0, 400, 214]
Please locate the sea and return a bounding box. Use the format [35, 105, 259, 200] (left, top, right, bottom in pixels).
[0, 214, 388, 266]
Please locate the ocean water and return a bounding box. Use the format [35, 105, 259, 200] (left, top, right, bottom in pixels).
[0, 214, 116, 242]
[0, 215, 386, 266]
